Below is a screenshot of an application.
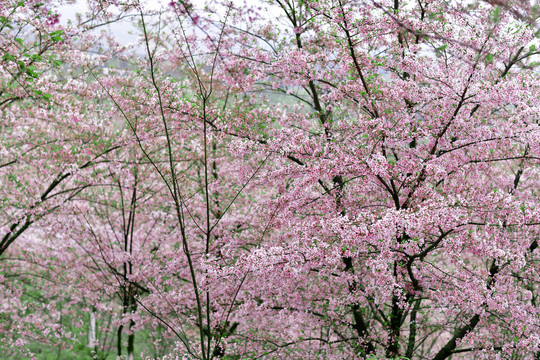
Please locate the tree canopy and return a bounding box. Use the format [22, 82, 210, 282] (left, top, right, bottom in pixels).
[1, 0, 540, 359]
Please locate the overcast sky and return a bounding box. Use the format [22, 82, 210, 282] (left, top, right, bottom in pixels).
[58, 0, 281, 50]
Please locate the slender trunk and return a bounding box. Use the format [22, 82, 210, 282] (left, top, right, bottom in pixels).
[405, 299, 421, 359]
[117, 323, 123, 356]
[386, 295, 403, 357]
[127, 298, 137, 360]
[89, 308, 97, 348]
[386, 262, 403, 358]
[127, 318, 135, 360]
[55, 314, 63, 360]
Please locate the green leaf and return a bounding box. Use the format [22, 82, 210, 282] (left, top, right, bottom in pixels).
[49, 30, 64, 42]
[14, 37, 23, 47]
[436, 44, 448, 52]
[428, 11, 444, 20]
[492, 7, 500, 23]
[26, 66, 39, 79]
[2, 53, 15, 62]
[49, 30, 64, 36]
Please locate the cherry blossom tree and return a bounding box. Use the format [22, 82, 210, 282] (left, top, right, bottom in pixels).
[0, 0, 142, 356]
[1, 0, 540, 359]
